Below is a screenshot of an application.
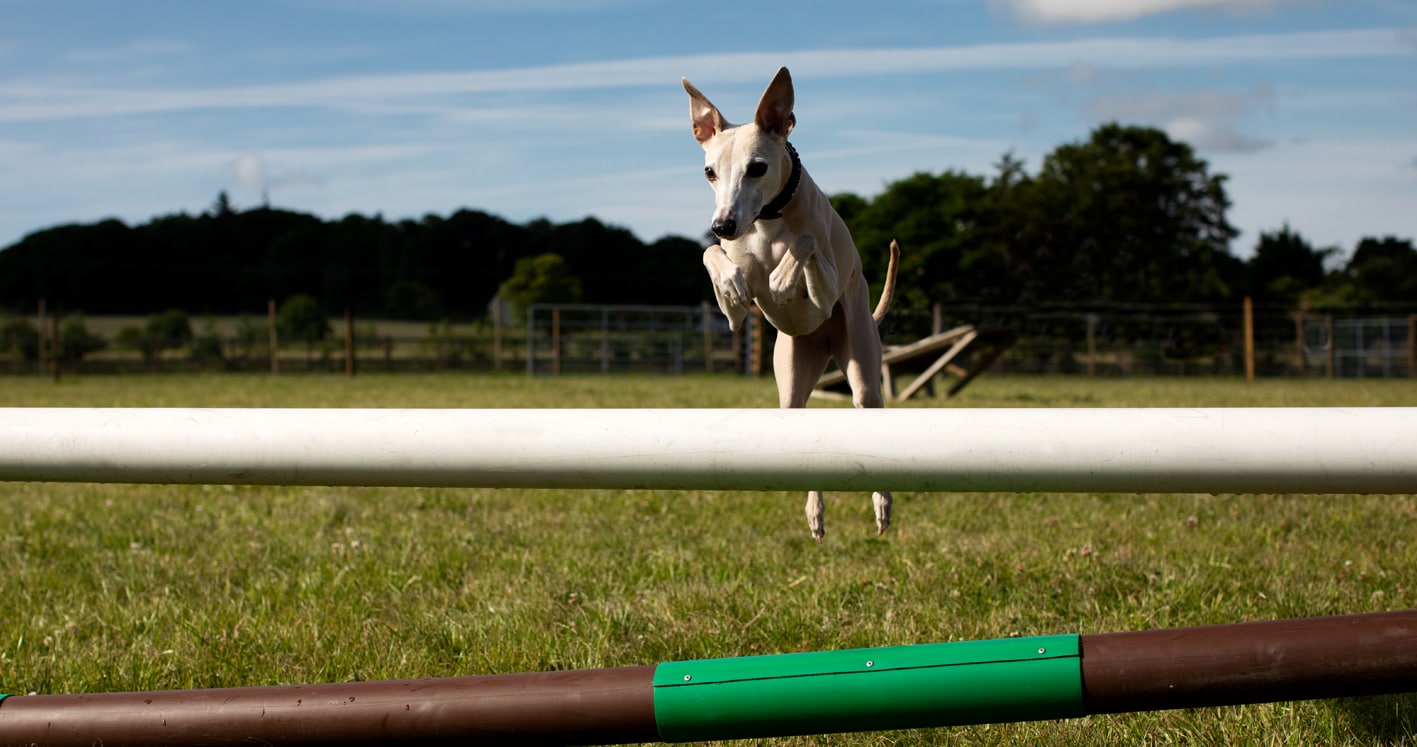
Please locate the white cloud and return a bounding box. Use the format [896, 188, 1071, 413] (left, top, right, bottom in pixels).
[228, 150, 332, 198]
[1087, 86, 1276, 153]
[992, 0, 1291, 24]
[233, 153, 266, 192]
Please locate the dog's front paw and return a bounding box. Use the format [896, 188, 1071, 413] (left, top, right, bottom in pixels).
[704, 246, 751, 311]
[709, 267, 750, 332]
[712, 268, 750, 310]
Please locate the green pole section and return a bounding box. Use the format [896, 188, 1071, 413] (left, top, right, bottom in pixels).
[653, 634, 1083, 742]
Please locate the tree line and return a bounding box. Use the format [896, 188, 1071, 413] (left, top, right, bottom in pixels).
[0, 198, 707, 319]
[1, 123, 1413, 326]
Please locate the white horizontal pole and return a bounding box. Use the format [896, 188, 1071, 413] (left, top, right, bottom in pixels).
[0, 408, 1414, 494]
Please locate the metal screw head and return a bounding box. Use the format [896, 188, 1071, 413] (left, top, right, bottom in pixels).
[683, 675, 692, 681]
[865, 661, 874, 668]
[1038, 648, 1047, 654]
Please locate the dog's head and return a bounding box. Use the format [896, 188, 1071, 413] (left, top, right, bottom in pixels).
[681, 67, 797, 242]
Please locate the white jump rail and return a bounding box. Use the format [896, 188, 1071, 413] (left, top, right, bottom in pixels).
[0, 407, 1414, 493]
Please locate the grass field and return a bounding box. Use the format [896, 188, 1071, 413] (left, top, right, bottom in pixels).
[3, 373, 1417, 745]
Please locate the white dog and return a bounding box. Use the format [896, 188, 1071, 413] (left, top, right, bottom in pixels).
[682, 67, 901, 540]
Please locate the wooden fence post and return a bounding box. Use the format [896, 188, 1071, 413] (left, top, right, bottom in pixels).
[1242, 297, 1255, 382]
[1326, 315, 1335, 379]
[1086, 313, 1098, 378]
[344, 309, 356, 377]
[1409, 314, 1416, 379]
[552, 306, 561, 377]
[35, 298, 46, 377]
[49, 312, 60, 381]
[702, 302, 713, 373]
[267, 299, 279, 375]
[492, 297, 503, 371]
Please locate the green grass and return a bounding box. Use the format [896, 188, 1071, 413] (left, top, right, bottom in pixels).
[3, 373, 1417, 745]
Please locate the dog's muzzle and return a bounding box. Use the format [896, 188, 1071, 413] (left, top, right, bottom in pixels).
[710, 218, 739, 240]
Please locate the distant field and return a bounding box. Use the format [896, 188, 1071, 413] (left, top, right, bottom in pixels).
[3, 373, 1417, 745]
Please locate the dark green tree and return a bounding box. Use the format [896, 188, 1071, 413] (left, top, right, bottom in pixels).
[117, 308, 192, 365]
[1343, 236, 1417, 306]
[1020, 123, 1241, 303]
[497, 253, 583, 319]
[841, 170, 992, 310]
[145, 308, 193, 351]
[188, 318, 226, 366]
[57, 315, 105, 362]
[383, 280, 444, 319]
[0, 316, 39, 360]
[211, 191, 235, 218]
[1246, 224, 1333, 304]
[277, 294, 331, 345]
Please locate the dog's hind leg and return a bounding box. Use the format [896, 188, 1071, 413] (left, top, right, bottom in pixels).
[774, 327, 834, 541]
[836, 280, 893, 534]
[805, 490, 825, 541]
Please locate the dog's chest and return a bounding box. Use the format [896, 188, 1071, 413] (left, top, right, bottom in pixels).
[722, 233, 791, 281]
[723, 233, 835, 336]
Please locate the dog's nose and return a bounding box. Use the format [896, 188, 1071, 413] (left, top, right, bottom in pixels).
[710, 218, 737, 239]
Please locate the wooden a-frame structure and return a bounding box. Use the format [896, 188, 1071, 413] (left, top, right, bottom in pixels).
[814, 324, 1017, 402]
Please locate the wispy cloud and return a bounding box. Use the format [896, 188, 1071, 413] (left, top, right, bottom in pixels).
[64, 39, 196, 64]
[0, 28, 1405, 124]
[992, 0, 1294, 25]
[288, 0, 640, 13]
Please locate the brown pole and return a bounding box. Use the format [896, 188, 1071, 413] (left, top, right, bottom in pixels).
[1081, 609, 1417, 714]
[1408, 314, 1416, 379]
[492, 298, 503, 371]
[49, 312, 60, 381]
[702, 302, 713, 373]
[1242, 296, 1255, 382]
[35, 298, 46, 376]
[4, 613, 1417, 745]
[268, 299, 280, 375]
[0, 666, 657, 747]
[1326, 314, 1336, 378]
[1086, 313, 1097, 378]
[344, 309, 356, 377]
[551, 306, 561, 377]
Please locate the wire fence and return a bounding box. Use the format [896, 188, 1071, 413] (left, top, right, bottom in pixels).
[2, 302, 1413, 379]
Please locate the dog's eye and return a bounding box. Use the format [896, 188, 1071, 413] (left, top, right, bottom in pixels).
[746, 161, 768, 178]
[704, 166, 716, 181]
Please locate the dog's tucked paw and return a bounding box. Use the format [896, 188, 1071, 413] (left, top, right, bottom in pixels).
[710, 267, 750, 310]
[768, 255, 803, 304]
[806, 490, 825, 543]
[704, 245, 750, 310]
[872, 491, 892, 535]
[718, 303, 748, 333]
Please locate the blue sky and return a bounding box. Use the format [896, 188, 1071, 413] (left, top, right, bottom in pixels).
[1, 0, 1413, 261]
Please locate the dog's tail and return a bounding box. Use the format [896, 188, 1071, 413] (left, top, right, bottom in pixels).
[872, 239, 901, 325]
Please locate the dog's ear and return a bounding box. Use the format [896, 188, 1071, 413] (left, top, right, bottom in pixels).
[753, 66, 795, 138]
[682, 78, 728, 145]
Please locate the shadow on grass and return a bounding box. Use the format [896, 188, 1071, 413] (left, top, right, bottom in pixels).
[1332, 694, 1417, 744]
